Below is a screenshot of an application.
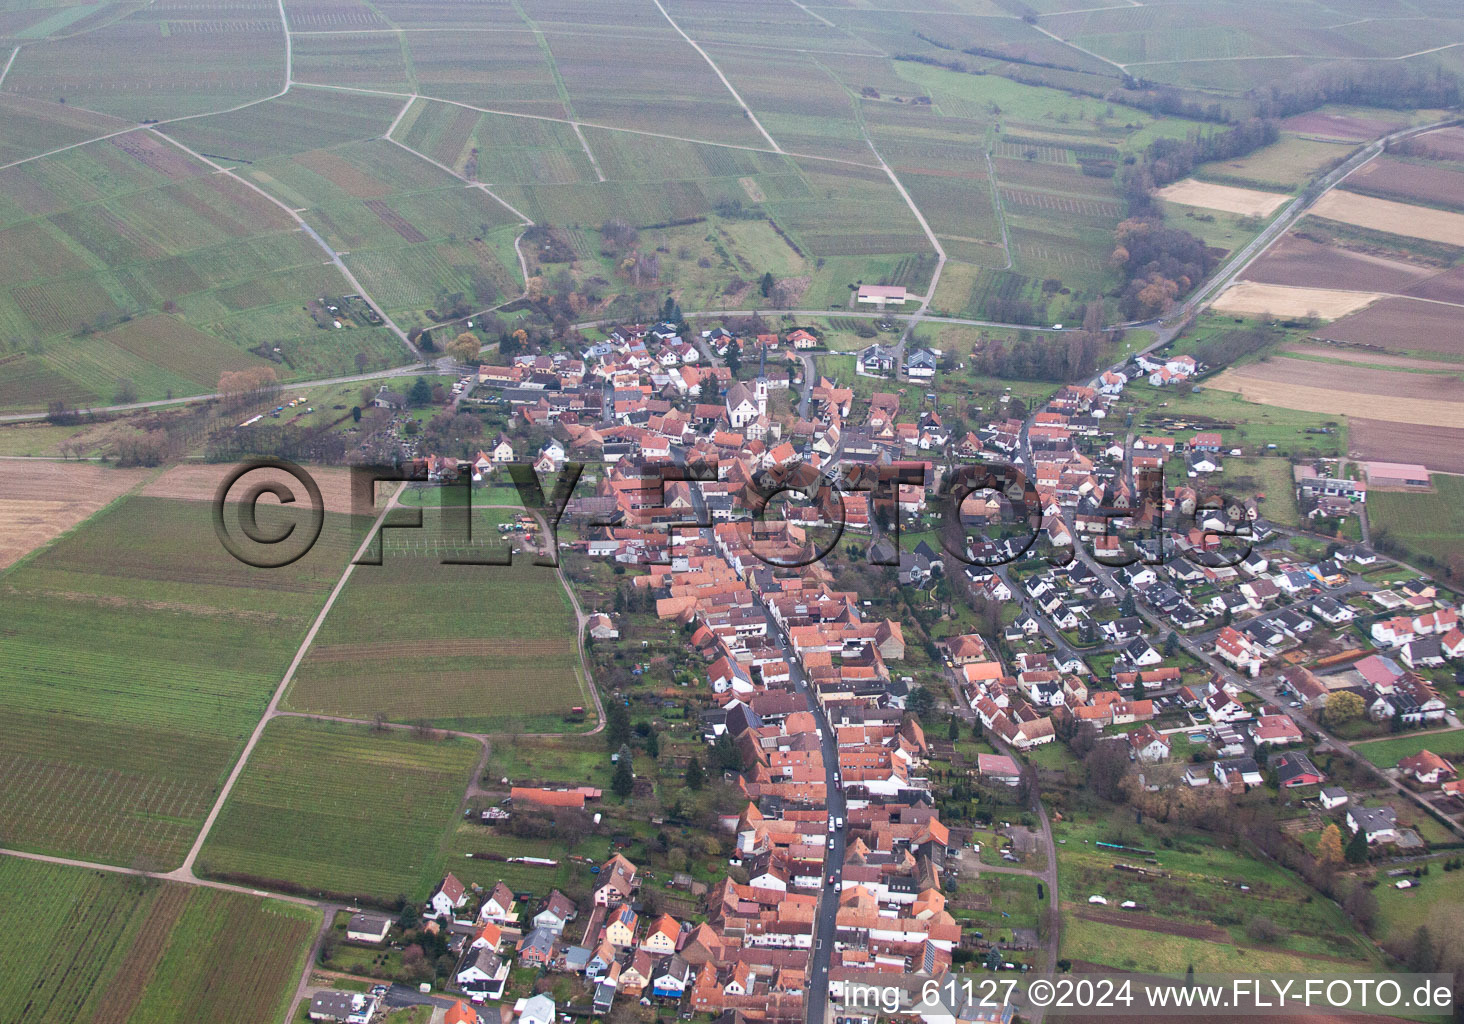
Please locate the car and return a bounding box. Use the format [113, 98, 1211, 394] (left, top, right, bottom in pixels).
[828, 820, 836, 834]
[827, 874, 837, 886]
[828, 836, 835, 849]
[835, 816, 844, 829]
[1289, 700, 1303, 708]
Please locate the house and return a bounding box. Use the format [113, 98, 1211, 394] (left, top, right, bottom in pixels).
[429, 873, 468, 920]
[594, 980, 617, 1015]
[456, 947, 509, 999]
[641, 913, 681, 954]
[1319, 786, 1349, 810]
[595, 853, 639, 905]
[345, 912, 392, 944]
[1204, 689, 1251, 723]
[1270, 751, 1324, 788]
[787, 329, 819, 349]
[587, 613, 620, 641]
[1214, 757, 1263, 790]
[1250, 714, 1304, 747]
[1128, 723, 1170, 763]
[652, 955, 694, 998]
[518, 993, 556, 1024]
[491, 435, 515, 463]
[372, 389, 407, 411]
[858, 343, 897, 377]
[517, 926, 557, 967]
[1399, 750, 1456, 788]
[310, 992, 376, 1024]
[480, 882, 515, 923]
[447, 1002, 480, 1024]
[533, 890, 577, 934]
[1346, 805, 1398, 845]
[606, 905, 639, 947]
[905, 347, 939, 382]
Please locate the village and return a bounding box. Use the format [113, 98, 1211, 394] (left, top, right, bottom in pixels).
[299, 315, 1464, 1024]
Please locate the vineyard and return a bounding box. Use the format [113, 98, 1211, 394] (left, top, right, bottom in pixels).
[196, 717, 480, 900]
[284, 521, 589, 731]
[0, 496, 360, 867]
[0, 858, 316, 1024]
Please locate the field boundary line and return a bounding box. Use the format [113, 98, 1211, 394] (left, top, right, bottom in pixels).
[646, 0, 784, 153]
[0, 846, 319, 907]
[786, 0, 835, 28]
[291, 81, 881, 169]
[384, 93, 418, 138]
[985, 146, 1013, 271]
[0, 46, 18, 90]
[574, 123, 606, 182]
[149, 128, 420, 360]
[173, 484, 407, 879]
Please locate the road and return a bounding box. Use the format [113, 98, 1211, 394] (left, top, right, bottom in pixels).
[739, 562, 843, 1024]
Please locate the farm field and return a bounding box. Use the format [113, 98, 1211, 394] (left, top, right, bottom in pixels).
[1342, 154, 1464, 213]
[1200, 132, 1353, 189]
[1120, 385, 1346, 459]
[283, 502, 588, 733]
[1227, 457, 1300, 528]
[1, 0, 287, 121]
[195, 716, 481, 901]
[1283, 345, 1463, 372]
[1350, 419, 1464, 476]
[0, 460, 150, 569]
[1369, 475, 1464, 572]
[1207, 357, 1464, 428]
[1405, 266, 1464, 304]
[0, 492, 366, 868]
[1210, 281, 1380, 319]
[1309, 191, 1464, 248]
[1351, 731, 1464, 769]
[1156, 179, 1290, 217]
[0, 129, 396, 410]
[1053, 815, 1378, 969]
[1242, 235, 1439, 294]
[1319, 297, 1464, 357]
[0, 858, 318, 1024]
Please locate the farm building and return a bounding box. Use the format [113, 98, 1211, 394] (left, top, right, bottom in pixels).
[1363, 462, 1432, 490]
[856, 284, 909, 307]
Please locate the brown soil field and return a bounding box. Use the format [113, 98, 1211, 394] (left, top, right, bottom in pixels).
[1403, 265, 1464, 303]
[1211, 280, 1380, 319]
[1156, 179, 1290, 217]
[1309, 190, 1464, 247]
[1243, 235, 1437, 292]
[1207, 358, 1464, 427]
[1401, 125, 1464, 161]
[1280, 111, 1395, 140]
[1350, 419, 1464, 474]
[140, 463, 371, 514]
[0, 461, 151, 568]
[1282, 343, 1462, 371]
[1344, 156, 1464, 212]
[1068, 904, 1229, 942]
[1319, 296, 1464, 355]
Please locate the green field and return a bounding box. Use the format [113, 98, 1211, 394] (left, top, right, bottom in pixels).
[1054, 814, 1379, 967]
[196, 716, 480, 900]
[1351, 730, 1464, 769]
[0, 494, 364, 868]
[1370, 476, 1464, 572]
[283, 500, 588, 732]
[0, 857, 317, 1024]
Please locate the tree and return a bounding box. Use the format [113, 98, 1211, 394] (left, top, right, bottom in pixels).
[113, 378, 138, 404]
[408, 376, 433, 407]
[908, 685, 936, 718]
[351, 406, 362, 423]
[1085, 739, 1131, 802]
[612, 759, 634, 799]
[447, 331, 481, 364]
[1408, 925, 1437, 972]
[1345, 828, 1369, 864]
[948, 716, 960, 741]
[644, 730, 660, 760]
[1324, 690, 1365, 728]
[605, 702, 632, 750]
[760, 272, 774, 297]
[711, 732, 741, 772]
[1318, 823, 1344, 865]
[725, 341, 741, 376]
[1119, 591, 1136, 617]
[686, 756, 704, 791]
[1164, 631, 1180, 657]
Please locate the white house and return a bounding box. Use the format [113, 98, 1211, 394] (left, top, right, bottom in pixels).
[1346, 805, 1397, 845]
[429, 873, 469, 920]
[517, 993, 556, 1024]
